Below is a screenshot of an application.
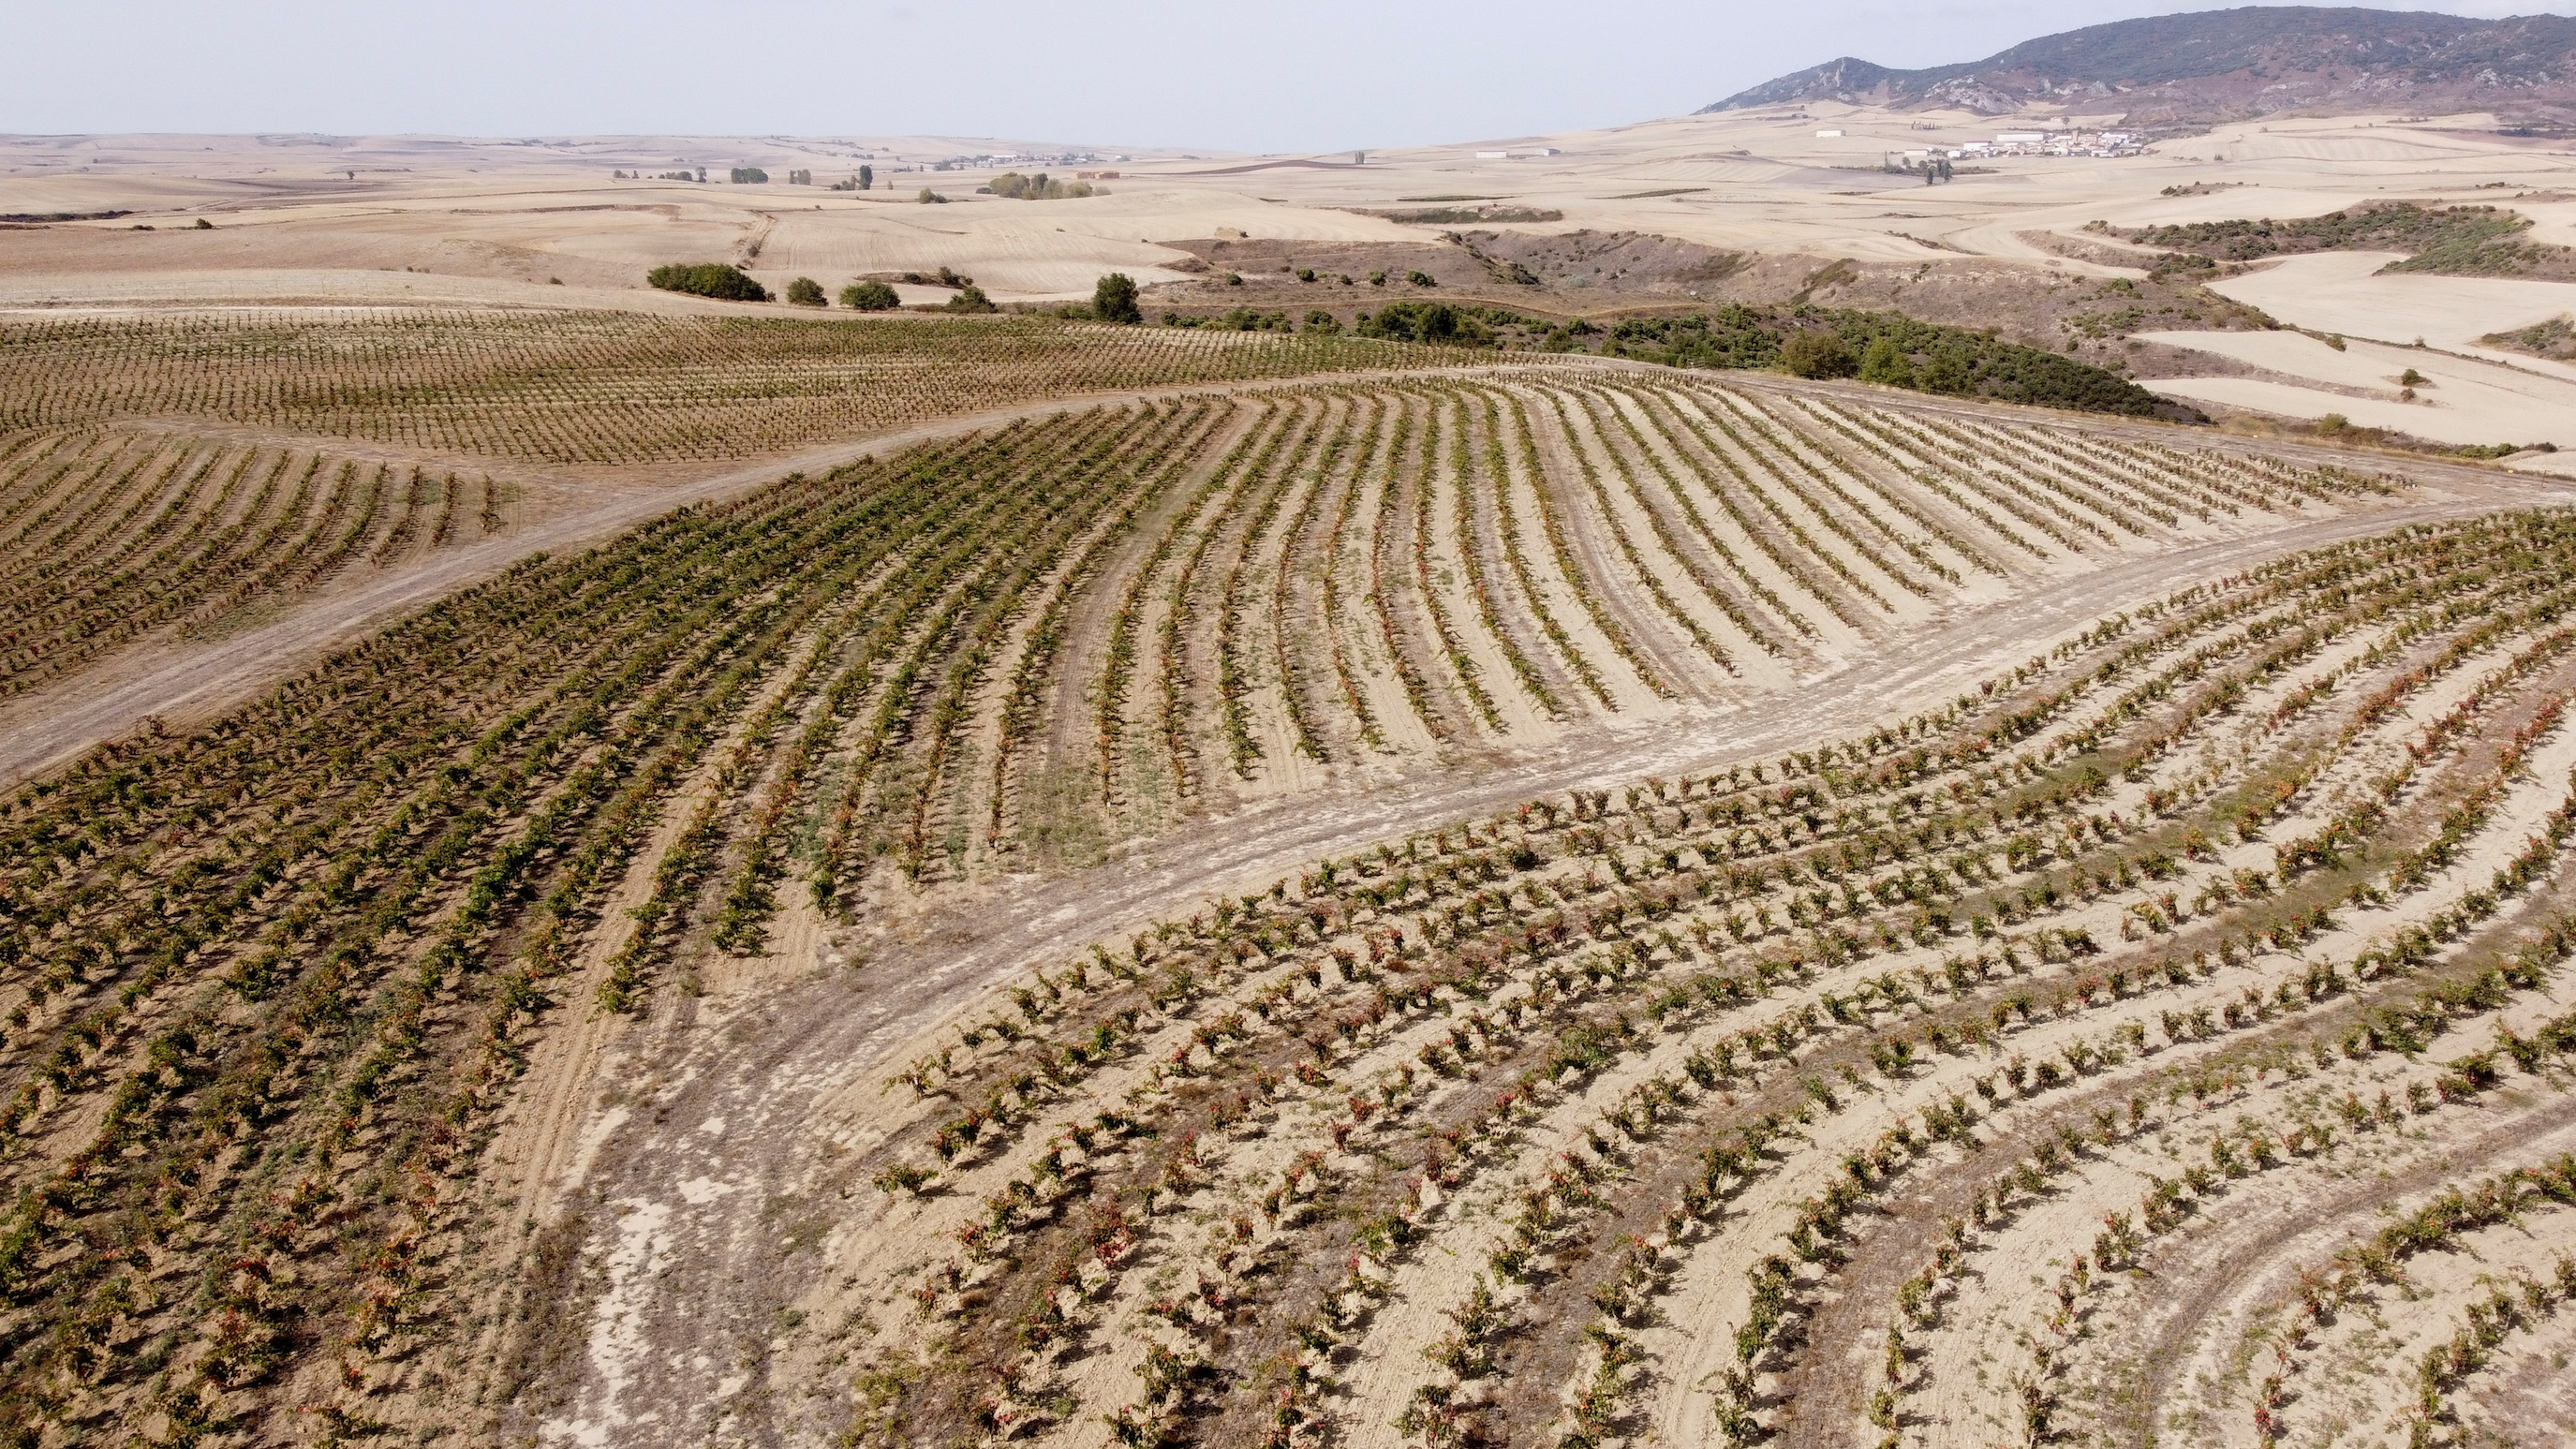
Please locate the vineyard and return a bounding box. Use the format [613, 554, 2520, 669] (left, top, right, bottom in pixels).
[0, 311, 1478, 467]
[800, 509, 2576, 1449]
[1, 347, 2569, 1449]
[0, 425, 506, 699]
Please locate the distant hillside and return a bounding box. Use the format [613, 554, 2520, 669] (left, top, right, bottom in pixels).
[1704, 6, 2576, 126]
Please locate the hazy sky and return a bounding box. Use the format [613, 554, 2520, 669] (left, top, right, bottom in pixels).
[8, 0, 2566, 152]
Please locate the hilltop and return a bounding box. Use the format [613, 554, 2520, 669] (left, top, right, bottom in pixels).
[1704, 6, 2576, 125]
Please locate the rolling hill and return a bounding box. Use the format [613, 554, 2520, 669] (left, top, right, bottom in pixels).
[1704, 6, 2576, 125]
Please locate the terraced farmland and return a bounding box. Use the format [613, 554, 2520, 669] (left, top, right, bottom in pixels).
[1, 350, 2569, 1449]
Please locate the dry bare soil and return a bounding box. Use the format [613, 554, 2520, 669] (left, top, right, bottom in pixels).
[5, 125, 2576, 1449]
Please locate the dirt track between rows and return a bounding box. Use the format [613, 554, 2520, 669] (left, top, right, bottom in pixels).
[513, 461, 2576, 1447]
[2110, 1097, 2576, 1449]
[0, 362, 1619, 788]
[6, 357, 2544, 791]
[11, 351, 2573, 1443]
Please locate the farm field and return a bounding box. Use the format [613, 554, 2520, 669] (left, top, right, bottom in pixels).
[0, 310, 1472, 467]
[0, 310, 1484, 788]
[0, 424, 509, 701]
[2, 315, 2573, 1449]
[7, 108, 2575, 451]
[6, 85, 2576, 1449]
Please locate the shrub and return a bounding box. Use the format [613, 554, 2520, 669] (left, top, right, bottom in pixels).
[918, 188, 949, 204]
[1858, 335, 1911, 386]
[841, 280, 900, 311]
[1094, 273, 1142, 325]
[785, 276, 827, 307]
[1406, 270, 1436, 287]
[1781, 329, 1857, 378]
[1355, 301, 1490, 346]
[1303, 309, 1342, 335]
[1606, 304, 2190, 419]
[645, 263, 771, 303]
[946, 285, 998, 314]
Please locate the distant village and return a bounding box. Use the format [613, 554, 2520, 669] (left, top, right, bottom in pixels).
[1820, 126, 2145, 158]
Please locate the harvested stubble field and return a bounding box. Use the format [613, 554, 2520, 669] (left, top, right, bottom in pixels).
[3, 332, 2575, 1449]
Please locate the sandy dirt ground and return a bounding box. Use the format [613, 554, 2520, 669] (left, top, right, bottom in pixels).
[2136, 323, 2576, 451]
[15, 105, 2576, 1449]
[492, 457, 2568, 1448]
[11, 109, 2575, 444]
[0, 376, 1409, 787]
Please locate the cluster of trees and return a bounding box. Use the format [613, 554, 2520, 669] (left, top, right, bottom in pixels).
[1163, 308, 1294, 333]
[2121, 202, 2525, 262]
[645, 262, 770, 302]
[1883, 155, 1956, 184]
[985, 171, 1101, 200]
[1601, 305, 2194, 420]
[1147, 299, 1515, 344]
[828, 165, 877, 191]
[729, 167, 769, 185]
[1356, 302, 1492, 346]
[2117, 202, 2572, 278]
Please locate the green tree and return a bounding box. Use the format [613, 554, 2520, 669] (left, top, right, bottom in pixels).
[859, 164, 874, 190]
[1917, 348, 1973, 394]
[946, 284, 997, 313]
[1093, 273, 1142, 324]
[645, 262, 770, 302]
[841, 280, 900, 311]
[1780, 330, 1856, 378]
[785, 276, 827, 307]
[1858, 336, 1913, 386]
[1355, 301, 1490, 346]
